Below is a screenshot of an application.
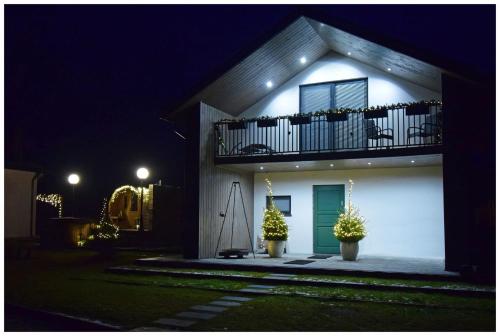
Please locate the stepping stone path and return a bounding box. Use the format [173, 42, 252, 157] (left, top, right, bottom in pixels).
[132, 272, 295, 331]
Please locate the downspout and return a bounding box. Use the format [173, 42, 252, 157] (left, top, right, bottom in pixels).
[30, 172, 43, 238]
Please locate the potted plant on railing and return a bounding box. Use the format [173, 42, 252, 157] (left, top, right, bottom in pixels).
[405, 101, 430, 116]
[289, 113, 311, 125]
[326, 108, 349, 122]
[333, 179, 366, 261]
[363, 106, 388, 119]
[262, 178, 288, 258]
[227, 119, 247, 130]
[257, 116, 278, 127]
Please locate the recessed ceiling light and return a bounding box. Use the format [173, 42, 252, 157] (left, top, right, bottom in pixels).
[387, 67, 392, 72]
[347, 51, 352, 56]
[330, 163, 334, 167]
[411, 160, 415, 164]
[295, 165, 300, 168]
[260, 166, 264, 170]
[300, 56, 307, 64]
[368, 162, 372, 166]
[266, 81, 273, 88]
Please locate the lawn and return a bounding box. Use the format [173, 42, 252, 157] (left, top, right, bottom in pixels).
[5, 249, 495, 331]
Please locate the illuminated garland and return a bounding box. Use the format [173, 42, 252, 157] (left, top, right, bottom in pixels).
[333, 179, 367, 243]
[218, 99, 442, 123]
[109, 185, 150, 212]
[36, 194, 63, 217]
[262, 178, 288, 241]
[87, 198, 119, 241]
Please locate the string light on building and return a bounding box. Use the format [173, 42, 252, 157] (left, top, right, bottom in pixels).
[36, 194, 63, 217]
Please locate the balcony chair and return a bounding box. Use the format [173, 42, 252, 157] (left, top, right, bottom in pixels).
[364, 119, 394, 149]
[406, 112, 442, 145]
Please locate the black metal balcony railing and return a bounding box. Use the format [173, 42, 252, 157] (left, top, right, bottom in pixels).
[214, 104, 442, 159]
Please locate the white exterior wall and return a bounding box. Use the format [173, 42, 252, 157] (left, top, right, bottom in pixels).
[254, 166, 444, 259]
[5, 169, 38, 238]
[240, 51, 441, 119]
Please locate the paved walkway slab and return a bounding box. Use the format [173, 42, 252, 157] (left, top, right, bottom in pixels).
[130, 326, 171, 331]
[238, 288, 272, 294]
[190, 305, 227, 313]
[247, 284, 275, 289]
[210, 300, 242, 307]
[220, 296, 253, 302]
[176, 311, 217, 320]
[154, 317, 196, 328]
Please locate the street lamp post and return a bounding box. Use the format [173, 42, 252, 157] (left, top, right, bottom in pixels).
[136, 167, 149, 232]
[67, 173, 80, 217]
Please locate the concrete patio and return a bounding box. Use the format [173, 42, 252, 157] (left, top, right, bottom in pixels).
[136, 253, 460, 280]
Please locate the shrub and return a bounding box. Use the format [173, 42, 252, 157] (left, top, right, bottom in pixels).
[262, 178, 288, 241]
[333, 179, 367, 243]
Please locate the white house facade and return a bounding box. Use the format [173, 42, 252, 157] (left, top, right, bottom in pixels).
[166, 15, 494, 278]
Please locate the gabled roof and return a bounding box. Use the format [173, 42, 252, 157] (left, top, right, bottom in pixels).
[167, 15, 462, 118]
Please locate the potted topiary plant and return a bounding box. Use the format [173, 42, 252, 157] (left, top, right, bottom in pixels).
[333, 179, 366, 261]
[262, 178, 288, 257]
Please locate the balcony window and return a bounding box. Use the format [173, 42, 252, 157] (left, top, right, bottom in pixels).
[299, 78, 368, 151]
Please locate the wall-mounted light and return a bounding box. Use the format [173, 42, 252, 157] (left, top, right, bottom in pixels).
[295, 165, 300, 168]
[368, 162, 372, 166]
[259, 166, 264, 170]
[329, 163, 334, 167]
[411, 160, 415, 164]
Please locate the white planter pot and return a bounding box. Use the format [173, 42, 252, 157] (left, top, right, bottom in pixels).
[267, 240, 286, 258]
[340, 241, 359, 261]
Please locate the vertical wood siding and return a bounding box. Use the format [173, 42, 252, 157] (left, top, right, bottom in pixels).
[199, 102, 254, 258]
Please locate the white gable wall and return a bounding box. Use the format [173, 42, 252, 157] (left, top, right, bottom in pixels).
[240, 51, 441, 119]
[254, 166, 445, 259]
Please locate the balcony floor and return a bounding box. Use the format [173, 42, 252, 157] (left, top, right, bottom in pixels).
[217, 153, 442, 173]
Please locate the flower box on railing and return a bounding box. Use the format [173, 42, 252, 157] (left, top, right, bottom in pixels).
[405, 103, 430, 116]
[257, 118, 278, 127]
[326, 113, 348, 122]
[289, 115, 311, 125]
[363, 108, 388, 119]
[227, 120, 247, 130]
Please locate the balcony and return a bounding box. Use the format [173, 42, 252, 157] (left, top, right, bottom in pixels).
[214, 102, 442, 164]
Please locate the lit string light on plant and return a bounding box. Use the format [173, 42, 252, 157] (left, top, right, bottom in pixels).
[36, 194, 63, 217]
[262, 178, 288, 241]
[333, 179, 367, 242]
[88, 198, 119, 241]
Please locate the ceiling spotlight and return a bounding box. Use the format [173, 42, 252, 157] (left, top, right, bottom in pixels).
[300, 56, 307, 64]
[387, 67, 392, 72]
[347, 51, 352, 56]
[259, 166, 264, 170]
[266, 81, 273, 88]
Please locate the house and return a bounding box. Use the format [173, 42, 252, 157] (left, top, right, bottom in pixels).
[164, 16, 494, 278]
[5, 167, 42, 239]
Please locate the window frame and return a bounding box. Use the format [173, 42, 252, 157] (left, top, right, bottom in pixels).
[266, 195, 292, 217]
[299, 77, 369, 113]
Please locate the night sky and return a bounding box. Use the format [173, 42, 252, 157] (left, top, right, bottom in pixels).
[5, 4, 495, 217]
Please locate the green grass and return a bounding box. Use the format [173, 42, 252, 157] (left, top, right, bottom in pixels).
[293, 273, 495, 291]
[194, 295, 495, 331]
[5, 249, 495, 331]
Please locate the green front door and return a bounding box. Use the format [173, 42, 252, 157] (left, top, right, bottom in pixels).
[313, 185, 345, 254]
